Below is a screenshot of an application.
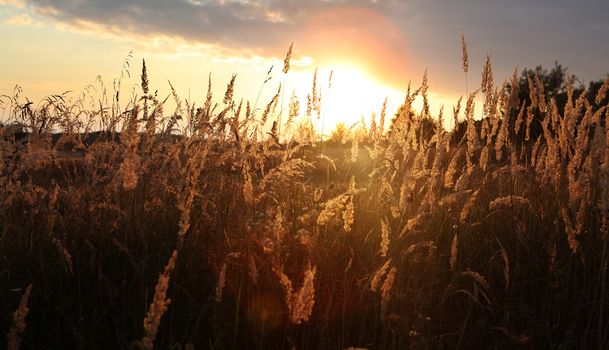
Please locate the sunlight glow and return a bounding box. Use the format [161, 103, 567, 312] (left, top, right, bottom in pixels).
[324, 64, 375, 125]
[288, 63, 404, 136]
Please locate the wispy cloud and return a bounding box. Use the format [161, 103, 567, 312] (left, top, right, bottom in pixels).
[19, 0, 314, 54]
[4, 0, 609, 89]
[8, 1, 412, 54]
[5, 12, 35, 25]
[0, 0, 26, 8]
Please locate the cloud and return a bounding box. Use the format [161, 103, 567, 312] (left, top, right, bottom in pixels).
[12, 0, 416, 86]
[11, 1, 414, 55]
[0, 0, 26, 8]
[20, 0, 314, 54]
[7, 0, 609, 89]
[5, 12, 35, 25]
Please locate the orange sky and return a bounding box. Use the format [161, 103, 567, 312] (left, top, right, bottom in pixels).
[297, 6, 411, 89]
[1, 0, 608, 133]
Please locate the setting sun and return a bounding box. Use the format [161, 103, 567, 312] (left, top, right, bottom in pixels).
[323, 64, 394, 127]
[287, 62, 403, 136]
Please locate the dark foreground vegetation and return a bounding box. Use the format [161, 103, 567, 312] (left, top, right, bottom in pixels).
[1, 49, 609, 349]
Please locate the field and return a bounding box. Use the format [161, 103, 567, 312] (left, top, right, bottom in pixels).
[2, 48, 609, 349]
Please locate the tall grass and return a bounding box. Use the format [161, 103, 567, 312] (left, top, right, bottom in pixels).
[1, 43, 609, 349]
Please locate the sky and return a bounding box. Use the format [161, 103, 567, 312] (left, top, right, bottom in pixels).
[1, 0, 608, 132]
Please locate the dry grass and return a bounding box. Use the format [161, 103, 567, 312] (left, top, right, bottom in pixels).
[1, 43, 609, 349]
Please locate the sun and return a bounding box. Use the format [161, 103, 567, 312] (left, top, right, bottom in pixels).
[284, 61, 404, 138]
[316, 63, 402, 135]
[325, 64, 372, 119]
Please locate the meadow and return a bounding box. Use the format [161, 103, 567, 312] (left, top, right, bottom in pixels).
[1, 43, 609, 349]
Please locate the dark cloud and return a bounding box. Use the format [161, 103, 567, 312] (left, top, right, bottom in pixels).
[18, 0, 609, 87]
[26, 0, 290, 53]
[421, 0, 609, 87]
[23, 0, 408, 56]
